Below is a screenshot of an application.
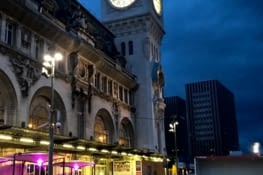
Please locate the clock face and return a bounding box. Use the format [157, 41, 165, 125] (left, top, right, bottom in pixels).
[153, 0, 162, 15]
[108, 0, 136, 8]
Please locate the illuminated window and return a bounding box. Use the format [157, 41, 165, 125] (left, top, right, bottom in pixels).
[94, 116, 108, 143]
[119, 122, 131, 147]
[29, 103, 49, 132]
[29, 96, 62, 134]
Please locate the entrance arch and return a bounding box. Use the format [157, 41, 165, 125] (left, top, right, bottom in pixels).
[94, 109, 114, 144]
[29, 87, 66, 134]
[0, 70, 17, 125]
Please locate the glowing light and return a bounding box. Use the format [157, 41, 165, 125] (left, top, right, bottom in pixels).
[88, 147, 97, 152]
[252, 142, 260, 155]
[74, 164, 79, 171]
[37, 158, 43, 167]
[77, 146, 85, 150]
[40, 140, 49, 145]
[63, 144, 73, 148]
[0, 134, 12, 140]
[28, 123, 33, 128]
[20, 137, 34, 143]
[101, 149, 109, 153]
[111, 150, 118, 155]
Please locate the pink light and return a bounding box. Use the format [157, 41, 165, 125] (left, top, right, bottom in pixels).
[37, 158, 43, 167]
[73, 164, 79, 171]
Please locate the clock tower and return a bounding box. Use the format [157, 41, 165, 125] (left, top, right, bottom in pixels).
[101, 0, 166, 153]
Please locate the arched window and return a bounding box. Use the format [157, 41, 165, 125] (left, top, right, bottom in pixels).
[128, 40, 133, 55]
[119, 119, 133, 147]
[29, 96, 50, 132]
[121, 42, 126, 56]
[119, 122, 131, 147]
[94, 116, 108, 143]
[29, 94, 64, 134]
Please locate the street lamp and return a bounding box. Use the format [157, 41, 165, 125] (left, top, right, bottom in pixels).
[169, 121, 179, 175]
[42, 52, 63, 175]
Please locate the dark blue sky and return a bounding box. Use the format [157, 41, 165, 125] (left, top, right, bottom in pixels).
[80, 0, 263, 153]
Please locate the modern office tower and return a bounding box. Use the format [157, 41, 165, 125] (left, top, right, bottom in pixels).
[164, 96, 189, 166]
[185, 80, 239, 158]
[102, 0, 166, 153]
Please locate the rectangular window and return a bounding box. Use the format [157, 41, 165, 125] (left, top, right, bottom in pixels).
[121, 42, 126, 56]
[102, 76, 107, 93]
[113, 82, 118, 98]
[34, 37, 44, 60]
[21, 28, 31, 50]
[5, 20, 16, 46]
[95, 73, 101, 90]
[108, 80, 113, 96]
[129, 91, 133, 105]
[119, 86, 123, 101]
[128, 40, 133, 55]
[124, 89, 128, 104]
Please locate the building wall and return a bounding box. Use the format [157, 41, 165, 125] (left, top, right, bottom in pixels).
[101, 0, 166, 153]
[195, 157, 263, 175]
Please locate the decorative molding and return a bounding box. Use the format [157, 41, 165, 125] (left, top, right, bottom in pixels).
[0, 44, 41, 97]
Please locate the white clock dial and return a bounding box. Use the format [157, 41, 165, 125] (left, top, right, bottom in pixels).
[109, 0, 136, 8]
[153, 0, 162, 15]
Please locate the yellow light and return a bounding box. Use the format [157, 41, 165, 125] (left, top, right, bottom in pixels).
[28, 123, 33, 128]
[40, 140, 49, 145]
[0, 134, 12, 140]
[54, 53, 63, 61]
[101, 149, 109, 153]
[111, 150, 118, 155]
[121, 152, 127, 156]
[43, 54, 53, 62]
[88, 147, 98, 152]
[20, 137, 34, 143]
[63, 144, 73, 148]
[77, 146, 85, 150]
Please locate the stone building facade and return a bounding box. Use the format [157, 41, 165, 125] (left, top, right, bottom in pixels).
[0, 0, 165, 175]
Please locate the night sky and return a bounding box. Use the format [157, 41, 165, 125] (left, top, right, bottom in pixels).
[79, 0, 263, 153]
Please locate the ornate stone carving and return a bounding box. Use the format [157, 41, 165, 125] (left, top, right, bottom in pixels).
[71, 55, 94, 113]
[9, 56, 41, 97]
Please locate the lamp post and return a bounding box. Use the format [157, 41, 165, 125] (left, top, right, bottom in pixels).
[169, 121, 179, 175]
[43, 52, 63, 175]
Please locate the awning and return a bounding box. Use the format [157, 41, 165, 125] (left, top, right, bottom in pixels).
[53, 160, 95, 169]
[0, 157, 11, 163]
[11, 152, 64, 164]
